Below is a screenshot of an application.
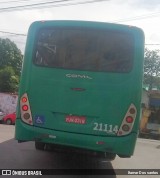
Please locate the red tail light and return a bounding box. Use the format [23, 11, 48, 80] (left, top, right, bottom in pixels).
[21, 97, 27, 103]
[126, 116, 133, 123]
[20, 93, 33, 125]
[22, 105, 28, 111]
[117, 104, 137, 136]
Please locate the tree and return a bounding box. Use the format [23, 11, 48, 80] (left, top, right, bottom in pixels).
[0, 38, 23, 92]
[144, 48, 160, 90]
[0, 66, 19, 92]
[0, 38, 22, 76]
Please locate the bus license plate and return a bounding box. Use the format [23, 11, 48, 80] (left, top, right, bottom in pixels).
[65, 115, 86, 124]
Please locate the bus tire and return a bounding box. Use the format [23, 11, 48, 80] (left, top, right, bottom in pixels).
[35, 141, 45, 150]
[105, 153, 116, 161]
[118, 154, 131, 158]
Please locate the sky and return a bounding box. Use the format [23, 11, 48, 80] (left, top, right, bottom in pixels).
[0, 0, 160, 53]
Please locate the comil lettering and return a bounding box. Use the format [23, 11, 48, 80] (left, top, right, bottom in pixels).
[66, 74, 92, 80]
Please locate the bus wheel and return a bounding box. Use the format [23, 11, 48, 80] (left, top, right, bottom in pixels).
[35, 141, 45, 150]
[106, 153, 116, 161]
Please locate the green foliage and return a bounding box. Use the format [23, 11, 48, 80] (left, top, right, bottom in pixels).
[144, 48, 160, 90]
[0, 66, 19, 92]
[0, 38, 23, 92]
[0, 38, 23, 75]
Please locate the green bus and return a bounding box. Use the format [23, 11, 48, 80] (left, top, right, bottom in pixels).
[15, 20, 144, 160]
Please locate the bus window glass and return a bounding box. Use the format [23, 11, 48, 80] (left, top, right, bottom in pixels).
[34, 28, 134, 72]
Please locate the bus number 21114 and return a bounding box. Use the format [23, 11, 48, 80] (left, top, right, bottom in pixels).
[93, 122, 118, 134]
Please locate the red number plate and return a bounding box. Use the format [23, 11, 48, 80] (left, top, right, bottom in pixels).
[65, 115, 86, 124]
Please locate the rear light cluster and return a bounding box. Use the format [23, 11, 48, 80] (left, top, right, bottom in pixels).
[117, 104, 137, 136]
[20, 93, 33, 125]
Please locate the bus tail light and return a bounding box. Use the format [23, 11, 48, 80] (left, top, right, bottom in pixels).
[22, 105, 28, 111]
[117, 104, 137, 136]
[126, 116, 133, 123]
[20, 93, 33, 125]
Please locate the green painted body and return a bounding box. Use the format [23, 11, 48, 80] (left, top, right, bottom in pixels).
[15, 20, 144, 157]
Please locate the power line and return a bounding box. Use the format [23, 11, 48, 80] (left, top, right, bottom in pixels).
[0, 0, 159, 24]
[0, 31, 159, 47]
[0, 0, 33, 4]
[0, 0, 73, 6]
[0, 31, 160, 47]
[145, 44, 160, 46]
[112, 11, 160, 23]
[0, 30, 26, 36]
[0, 0, 109, 12]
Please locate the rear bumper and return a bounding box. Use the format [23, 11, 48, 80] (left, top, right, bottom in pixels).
[15, 119, 137, 157]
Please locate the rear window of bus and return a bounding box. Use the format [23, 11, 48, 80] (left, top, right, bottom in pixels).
[33, 28, 134, 73]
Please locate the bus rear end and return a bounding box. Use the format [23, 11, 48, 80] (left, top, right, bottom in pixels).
[15, 21, 144, 159]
